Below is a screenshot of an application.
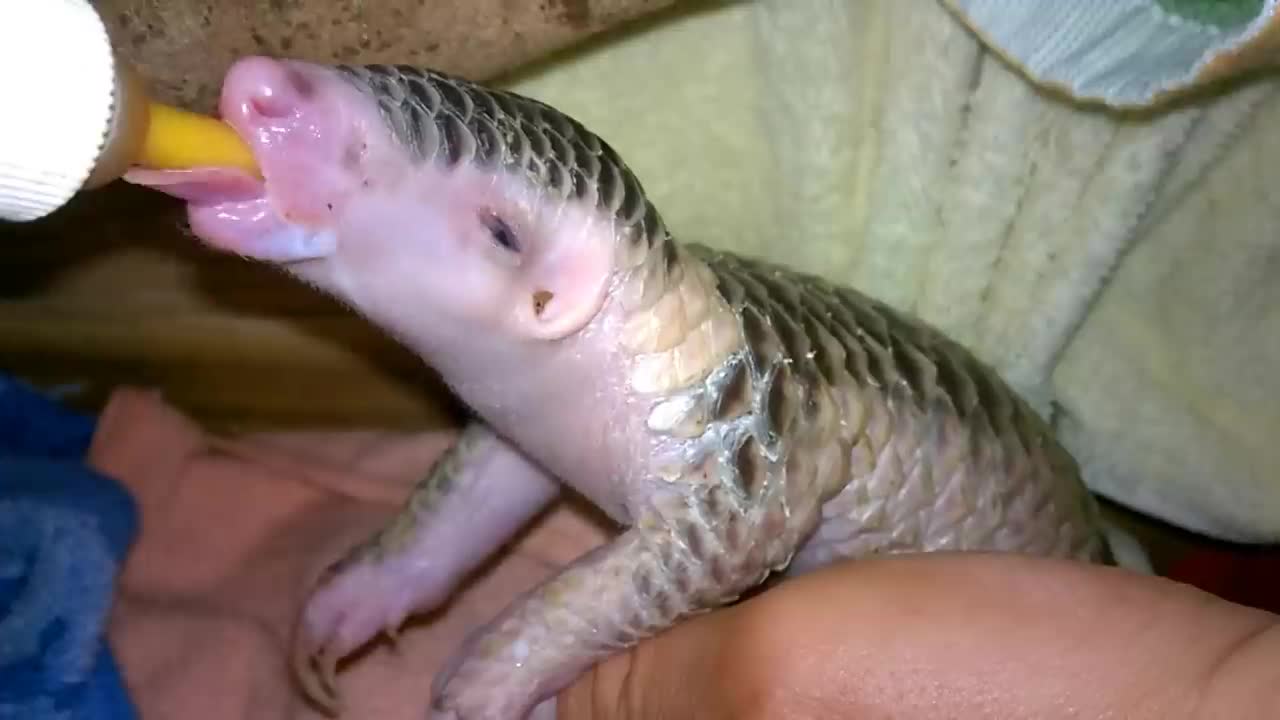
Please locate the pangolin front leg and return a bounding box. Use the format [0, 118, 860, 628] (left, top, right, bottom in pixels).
[428, 481, 810, 720]
[292, 421, 560, 713]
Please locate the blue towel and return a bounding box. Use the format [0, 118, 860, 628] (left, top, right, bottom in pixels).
[0, 375, 139, 720]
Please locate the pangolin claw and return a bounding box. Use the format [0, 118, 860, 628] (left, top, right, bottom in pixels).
[290, 548, 424, 714]
[291, 619, 343, 716]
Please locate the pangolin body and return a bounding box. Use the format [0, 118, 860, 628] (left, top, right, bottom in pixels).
[316, 64, 1113, 717]
[128, 60, 1113, 720]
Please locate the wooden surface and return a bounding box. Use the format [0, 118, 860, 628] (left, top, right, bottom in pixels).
[0, 183, 461, 431]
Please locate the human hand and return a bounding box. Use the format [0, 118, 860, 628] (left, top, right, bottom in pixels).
[552, 548, 1280, 719]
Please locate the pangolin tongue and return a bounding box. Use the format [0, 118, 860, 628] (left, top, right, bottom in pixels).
[123, 167, 264, 205]
[123, 166, 338, 263]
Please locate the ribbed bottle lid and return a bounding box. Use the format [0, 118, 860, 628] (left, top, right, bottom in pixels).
[0, 0, 118, 221]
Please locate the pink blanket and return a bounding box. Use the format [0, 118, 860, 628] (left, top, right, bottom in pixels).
[90, 388, 610, 719]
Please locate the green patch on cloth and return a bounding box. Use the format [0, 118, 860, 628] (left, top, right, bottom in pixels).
[1155, 0, 1265, 27]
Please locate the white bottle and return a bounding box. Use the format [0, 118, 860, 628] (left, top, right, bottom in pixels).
[0, 0, 148, 222]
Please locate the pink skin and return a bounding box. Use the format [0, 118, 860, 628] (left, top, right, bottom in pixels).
[126, 57, 658, 719]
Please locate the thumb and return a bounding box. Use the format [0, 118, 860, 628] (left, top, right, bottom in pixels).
[555, 606, 748, 720]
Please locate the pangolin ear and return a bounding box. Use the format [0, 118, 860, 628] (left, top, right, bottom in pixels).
[513, 233, 614, 341]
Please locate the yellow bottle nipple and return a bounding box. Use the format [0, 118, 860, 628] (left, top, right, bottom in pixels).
[137, 101, 261, 177]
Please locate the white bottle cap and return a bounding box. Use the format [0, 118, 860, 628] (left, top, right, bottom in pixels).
[0, 0, 119, 222]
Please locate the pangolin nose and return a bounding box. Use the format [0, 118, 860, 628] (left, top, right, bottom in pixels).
[220, 56, 315, 123]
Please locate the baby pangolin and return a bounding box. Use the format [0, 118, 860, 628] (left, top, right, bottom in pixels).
[125, 57, 1113, 720]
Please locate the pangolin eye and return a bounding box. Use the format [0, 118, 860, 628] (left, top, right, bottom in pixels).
[481, 211, 520, 253]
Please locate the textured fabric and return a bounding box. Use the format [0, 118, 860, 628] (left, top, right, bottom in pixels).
[942, 0, 1280, 106]
[0, 375, 138, 720]
[494, 0, 1280, 540]
[0, 378, 96, 459]
[1156, 0, 1266, 26]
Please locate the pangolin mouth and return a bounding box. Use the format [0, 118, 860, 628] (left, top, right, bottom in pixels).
[123, 165, 337, 263]
[123, 166, 265, 205]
